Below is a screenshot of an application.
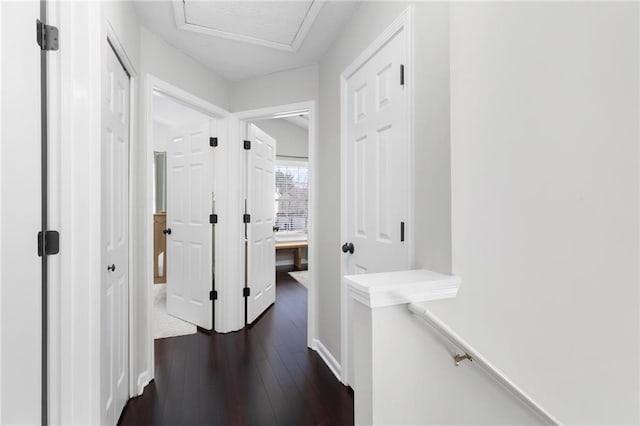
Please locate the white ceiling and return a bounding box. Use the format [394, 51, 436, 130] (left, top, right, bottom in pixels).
[176, 1, 322, 51]
[134, 1, 361, 81]
[153, 92, 210, 127]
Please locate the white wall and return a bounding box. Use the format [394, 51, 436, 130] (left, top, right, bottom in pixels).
[0, 2, 42, 424]
[432, 3, 639, 424]
[232, 65, 318, 112]
[152, 122, 169, 152]
[253, 118, 308, 159]
[140, 27, 232, 111]
[317, 1, 451, 365]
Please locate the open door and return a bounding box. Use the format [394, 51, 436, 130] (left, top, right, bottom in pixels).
[246, 124, 276, 324]
[166, 120, 213, 329]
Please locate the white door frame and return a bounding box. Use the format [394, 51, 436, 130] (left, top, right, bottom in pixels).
[235, 101, 318, 349]
[47, 4, 138, 423]
[140, 75, 232, 393]
[339, 7, 414, 386]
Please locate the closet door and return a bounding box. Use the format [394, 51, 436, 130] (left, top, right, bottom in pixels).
[100, 43, 130, 426]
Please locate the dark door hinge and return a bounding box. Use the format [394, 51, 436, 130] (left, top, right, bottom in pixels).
[243, 140, 251, 150]
[400, 64, 405, 86]
[210, 137, 218, 147]
[243, 287, 251, 297]
[400, 221, 405, 242]
[209, 290, 218, 301]
[243, 214, 251, 224]
[37, 230, 60, 257]
[36, 20, 59, 51]
[209, 214, 218, 224]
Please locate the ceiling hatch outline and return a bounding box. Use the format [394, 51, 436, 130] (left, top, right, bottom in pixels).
[173, 0, 326, 53]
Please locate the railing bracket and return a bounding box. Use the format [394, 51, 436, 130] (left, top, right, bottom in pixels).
[454, 352, 473, 366]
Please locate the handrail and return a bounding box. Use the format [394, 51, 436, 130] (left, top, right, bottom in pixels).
[408, 303, 561, 426]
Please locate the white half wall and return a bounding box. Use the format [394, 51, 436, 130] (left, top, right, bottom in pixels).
[352, 301, 544, 425]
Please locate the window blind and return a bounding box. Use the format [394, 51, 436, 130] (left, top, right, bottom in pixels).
[275, 161, 309, 232]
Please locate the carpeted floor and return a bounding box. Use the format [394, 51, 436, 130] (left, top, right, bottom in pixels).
[288, 270, 308, 288]
[153, 284, 197, 339]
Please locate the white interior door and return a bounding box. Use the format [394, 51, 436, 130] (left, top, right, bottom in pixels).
[101, 44, 130, 426]
[0, 2, 43, 424]
[166, 120, 213, 329]
[246, 124, 276, 324]
[344, 26, 409, 276]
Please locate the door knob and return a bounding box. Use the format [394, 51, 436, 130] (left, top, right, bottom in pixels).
[341, 242, 354, 254]
[273, 226, 280, 232]
[163, 228, 172, 235]
[107, 264, 116, 272]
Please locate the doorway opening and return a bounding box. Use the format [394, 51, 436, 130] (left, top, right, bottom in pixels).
[150, 91, 214, 339]
[244, 113, 311, 325]
[236, 102, 317, 349]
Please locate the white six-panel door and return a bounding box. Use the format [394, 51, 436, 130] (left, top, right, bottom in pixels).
[246, 124, 276, 324]
[344, 27, 409, 276]
[101, 44, 130, 426]
[166, 120, 213, 330]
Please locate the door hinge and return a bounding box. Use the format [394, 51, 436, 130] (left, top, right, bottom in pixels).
[210, 137, 218, 147]
[243, 140, 251, 150]
[36, 20, 59, 51]
[400, 221, 405, 242]
[400, 64, 405, 86]
[209, 214, 218, 224]
[37, 230, 60, 257]
[243, 287, 251, 297]
[209, 290, 218, 301]
[243, 214, 251, 224]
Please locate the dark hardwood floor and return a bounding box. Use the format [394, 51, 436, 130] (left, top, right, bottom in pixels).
[119, 267, 353, 426]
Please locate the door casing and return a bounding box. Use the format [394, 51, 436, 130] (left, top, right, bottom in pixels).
[235, 101, 318, 351]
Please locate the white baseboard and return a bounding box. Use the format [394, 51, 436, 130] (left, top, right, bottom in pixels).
[136, 370, 151, 396]
[313, 338, 342, 382]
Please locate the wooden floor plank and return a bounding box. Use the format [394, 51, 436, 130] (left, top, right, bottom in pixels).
[118, 267, 353, 426]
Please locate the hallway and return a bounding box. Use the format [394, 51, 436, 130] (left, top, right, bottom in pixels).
[118, 268, 353, 425]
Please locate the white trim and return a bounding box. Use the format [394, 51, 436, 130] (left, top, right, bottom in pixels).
[408, 303, 561, 426]
[0, 2, 3, 422]
[136, 371, 150, 396]
[105, 19, 138, 406]
[172, 0, 324, 53]
[49, 2, 103, 424]
[339, 6, 413, 387]
[235, 101, 318, 349]
[313, 339, 342, 383]
[141, 74, 231, 394]
[344, 269, 460, 309]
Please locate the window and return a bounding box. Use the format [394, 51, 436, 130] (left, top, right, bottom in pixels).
[275, 160, 309, 232]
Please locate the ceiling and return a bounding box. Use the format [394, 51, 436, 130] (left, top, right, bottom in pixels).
[134, 1, 361, 81]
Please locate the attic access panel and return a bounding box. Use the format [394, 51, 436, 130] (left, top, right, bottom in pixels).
[174, 0, 324, 52]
